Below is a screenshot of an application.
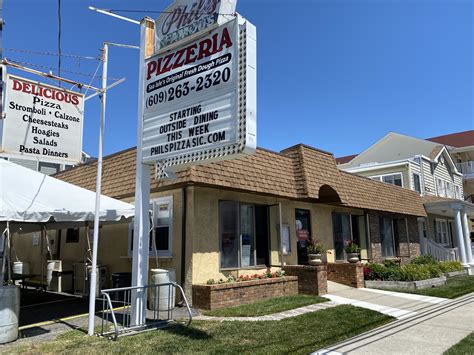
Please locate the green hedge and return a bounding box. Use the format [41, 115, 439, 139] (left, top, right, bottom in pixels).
[364, 258, 463, 281]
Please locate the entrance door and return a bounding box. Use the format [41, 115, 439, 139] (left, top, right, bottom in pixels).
[255, 206, 269, 266]
[296, 209, 311, 264]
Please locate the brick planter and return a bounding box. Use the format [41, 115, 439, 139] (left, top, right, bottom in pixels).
[327, 263, 364, 288]
[283, 265, 327, 295]
[192, 276, 298, 310]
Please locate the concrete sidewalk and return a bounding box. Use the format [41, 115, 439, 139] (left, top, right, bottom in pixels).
[316, 283, 474, 354]
[324, 281, 449, 320]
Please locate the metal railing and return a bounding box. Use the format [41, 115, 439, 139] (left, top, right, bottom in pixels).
[100, 282, 192, 340]
[422, 237, 459, 261]
[456, 161, 474, 175]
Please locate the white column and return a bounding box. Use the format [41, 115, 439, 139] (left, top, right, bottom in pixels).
[131, 18, 153, 327]
[454, 207, 468, 266]
[461, 209, 473, 266]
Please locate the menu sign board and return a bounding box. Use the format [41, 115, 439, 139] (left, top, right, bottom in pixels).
[142, 16, 256, 172]
[1, 75, 84, 163]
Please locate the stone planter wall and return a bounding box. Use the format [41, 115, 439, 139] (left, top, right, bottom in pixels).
[283, 265, 327, 295]
[192, 276, 298, 310]
[365, 276, 447, 291]
[327, 262, 364, 288]
[446, 270, 466, 278]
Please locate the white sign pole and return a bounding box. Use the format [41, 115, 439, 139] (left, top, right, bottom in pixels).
[131, 17, 154, 327]
[87, 43, 108, 336]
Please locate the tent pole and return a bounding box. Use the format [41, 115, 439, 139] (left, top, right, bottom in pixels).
[6, 221, 11, 282]
[40, 225, 44, 284]
[1, 227, 7, 284]
[87, 42, 108, 336]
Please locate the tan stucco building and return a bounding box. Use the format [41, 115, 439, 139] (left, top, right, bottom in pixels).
[14, 144, 429, 302]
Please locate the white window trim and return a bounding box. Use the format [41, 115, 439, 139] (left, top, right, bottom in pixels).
[128, 195, 173, 258]
[435, 218, 450, 246]
[368, 172, 404, 187]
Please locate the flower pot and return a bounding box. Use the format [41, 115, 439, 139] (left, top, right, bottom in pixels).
[308, 254, 322, 266]
[347, 253, 359, 263]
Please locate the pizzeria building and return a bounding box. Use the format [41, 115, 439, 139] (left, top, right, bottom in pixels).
[12, 142, 423, 305]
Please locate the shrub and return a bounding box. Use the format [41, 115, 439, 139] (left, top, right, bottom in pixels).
[383, 259, 399, 268]
[410, 254, 437, 265]
[438, 261, 464, 273]
[364, 262, 444, 281]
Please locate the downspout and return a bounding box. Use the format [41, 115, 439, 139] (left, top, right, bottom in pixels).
[180, 186, 187, 292]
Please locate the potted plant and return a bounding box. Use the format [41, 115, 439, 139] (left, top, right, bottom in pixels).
[345, 241, 360, 263]
[306, 238, 325, 266]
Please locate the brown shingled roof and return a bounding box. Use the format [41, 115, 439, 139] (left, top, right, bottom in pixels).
[428, 145, 445, 160]
[427, 130, 474, 148]
[54, 145, 427, 216]
[335, 154, 358, 164]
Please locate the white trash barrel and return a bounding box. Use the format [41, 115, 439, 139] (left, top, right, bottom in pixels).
[0, 286, 20, 344]
[13, 262, 30, 275]
[46, 260, 60, 287]
[148, 268, 175, 312]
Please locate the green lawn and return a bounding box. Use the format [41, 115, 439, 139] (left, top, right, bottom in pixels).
[5, 305, 393, 354]
[203, 294, 328, 317]
[402, 275, 474, 299]
[444, 332, 474, 355]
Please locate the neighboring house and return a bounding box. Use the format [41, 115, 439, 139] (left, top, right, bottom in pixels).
[0, 151, 93, 175]
[13, 143, 438, 303]
[338, 132, 473, 270]
[427, 130, 474, 203]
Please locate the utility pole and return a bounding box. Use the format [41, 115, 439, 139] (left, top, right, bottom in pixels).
[1, 0, 4, 116]
[87, 43, 107, 336]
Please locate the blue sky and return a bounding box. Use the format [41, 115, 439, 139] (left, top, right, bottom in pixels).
[3, 0, 473, 158]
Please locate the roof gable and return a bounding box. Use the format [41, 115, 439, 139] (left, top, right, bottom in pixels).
[341, 132, 442, 169]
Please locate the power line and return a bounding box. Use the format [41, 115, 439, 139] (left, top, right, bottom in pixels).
[4, 48, 100, 60]
[7, 59, 119, 81]
[107, 8, 237, 16]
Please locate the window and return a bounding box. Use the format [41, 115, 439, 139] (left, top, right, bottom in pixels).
[38, 161, 60, 175]
[66, 228, 80, 243]
[435, 219, 450, 246]
[220, 201, 269, 269]
[128, 196, 173, 257]
[455, 185, 462, 200]
[379, 218, 395, 257]
[445, 182, 453, 198]
[369, 173, 403, 187]
[382, 174, 403, 187]
[413, 173, 421, 193]
[436, 178, 445, 197]
[332, 213, 352, 261]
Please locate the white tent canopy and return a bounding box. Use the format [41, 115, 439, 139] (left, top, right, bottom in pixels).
[0, 159, 134, 224]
